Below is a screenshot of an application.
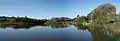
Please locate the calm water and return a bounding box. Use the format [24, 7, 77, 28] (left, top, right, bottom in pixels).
[0, 25, 91, 41]
[0, 24, 119, 41]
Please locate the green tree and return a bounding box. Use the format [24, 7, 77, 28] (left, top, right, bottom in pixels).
[74, 16, 88, 23]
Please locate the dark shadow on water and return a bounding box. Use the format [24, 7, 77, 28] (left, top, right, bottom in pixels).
[12, 24, 37, 29]
[74, 24, 87, 30]
[50, 24, 68, 29]
[0, 24, 42, 29]
[0, 24, 69, 29]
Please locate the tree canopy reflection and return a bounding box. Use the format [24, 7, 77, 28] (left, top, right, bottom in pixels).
[50, 24, 68, 29]
[74, 23, 87, 30]
[0, 24, 69, 29]
[0, 24, 38, 29]
[90, 28, 120, 41]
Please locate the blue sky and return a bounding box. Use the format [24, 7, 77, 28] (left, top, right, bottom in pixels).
[0, 0, 119, 19]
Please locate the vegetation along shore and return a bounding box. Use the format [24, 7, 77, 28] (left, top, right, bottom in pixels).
[1, 3, 120, 35]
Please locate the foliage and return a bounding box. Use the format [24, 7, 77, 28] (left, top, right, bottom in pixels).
[0, 16, 48, 24]
[74, 23, 87, 30]
[45, 17, 71, 25]
[87, 3, 116, 24]
[74, 16, 88, 23]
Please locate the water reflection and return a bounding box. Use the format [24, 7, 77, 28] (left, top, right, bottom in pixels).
[12, 24, 37, 29]
[0, 24, 12, 28]
[0, 24, 88, 30]
[50, 24, 68, 29]
[0, 24, 91, 41]
[74, 23, 120, 41]
[0, 24, 69, 29]
[0, 24, 37, 29]
[74, 24, 87, 30]
[89, 27, 120, 41]
[1, 24, 119, 41]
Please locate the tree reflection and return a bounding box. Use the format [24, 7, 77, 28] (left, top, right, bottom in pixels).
[89, 28, 120, 41]
[0, 24, 15, 28]
[0, 24, 68, 29]
[50, 24, 68, 29]
[12, 24, 36, 29]
[0, 24, 45, 29]
[74, 23, 87, 30]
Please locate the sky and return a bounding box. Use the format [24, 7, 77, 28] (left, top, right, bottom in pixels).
[0, 0, 119, 19]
